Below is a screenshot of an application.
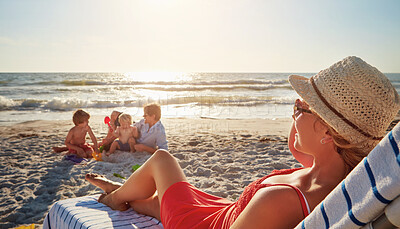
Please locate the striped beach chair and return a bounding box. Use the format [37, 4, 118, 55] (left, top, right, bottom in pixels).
[43, 195, 163, 229]
[295, 123, 400, 229]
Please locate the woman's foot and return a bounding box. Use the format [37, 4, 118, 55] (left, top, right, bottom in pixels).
[98, 192, 130, 211]
[85, 173, 122, 193]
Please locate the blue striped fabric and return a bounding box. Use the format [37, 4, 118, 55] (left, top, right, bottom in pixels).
[295, 123, 400, 229]
[389, 131, 400, 166]
[320, 202, 329, 229]
[363, 159, 391, 204]
[43, 195, 164, 229]
[341, 182, 366, 226]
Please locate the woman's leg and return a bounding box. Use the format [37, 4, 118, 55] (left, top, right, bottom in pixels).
[107, 141, 119, 155]
[86, 175, 161, 219]
[129, 193, 161, 220]
[96, 150, 187, 214]
[86, 174, 122, 193]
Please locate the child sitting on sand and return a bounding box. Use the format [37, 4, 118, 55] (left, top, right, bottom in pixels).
[106, 113, 138, 156]
[65, 109, 99, 158]
[53, 110, 123, 153]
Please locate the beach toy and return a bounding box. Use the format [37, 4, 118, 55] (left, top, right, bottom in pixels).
[91, 146, 103, 161]
[15, 224, 35, 229]
[113, 173, 126, 180]
[64, 155, 88, 164]
[104, 116, 112, 129]
[131, 164, 141, 172]
[92, 150, 102, 161]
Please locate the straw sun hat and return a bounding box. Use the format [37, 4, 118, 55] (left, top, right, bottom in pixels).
[289, 56, 400, 152]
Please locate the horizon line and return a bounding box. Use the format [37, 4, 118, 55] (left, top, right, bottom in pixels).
[1, 71, 399, 74]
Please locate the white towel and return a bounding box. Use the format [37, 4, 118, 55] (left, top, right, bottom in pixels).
[295, 123, 400, 229]
[43, 195, 163, 229]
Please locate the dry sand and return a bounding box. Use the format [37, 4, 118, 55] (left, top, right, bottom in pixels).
[0, 116, 298, 228]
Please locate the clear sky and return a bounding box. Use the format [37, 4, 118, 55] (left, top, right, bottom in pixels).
[0, 0, 399, 72]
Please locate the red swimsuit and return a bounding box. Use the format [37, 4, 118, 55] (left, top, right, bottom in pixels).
[68, 143, 93, 154]
[160, 168, 310, 229]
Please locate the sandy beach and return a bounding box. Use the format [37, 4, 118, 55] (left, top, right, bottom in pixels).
[0, 116, 298, 228]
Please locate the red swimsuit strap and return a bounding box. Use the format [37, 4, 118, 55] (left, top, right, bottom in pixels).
[257, 183, 310, 217]
[255, 168, 310, 217]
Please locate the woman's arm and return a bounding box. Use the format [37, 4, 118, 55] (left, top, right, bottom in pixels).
[135, 127, 168, 154]
[230, 186, 305, 229]
[131, 126, 139, 139]
[100, 126, 117, 146]
[134, 144, 157, 154]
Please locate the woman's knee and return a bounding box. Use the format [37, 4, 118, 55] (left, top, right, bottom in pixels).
[153, 149, 173, 160]
[152, 149, 179, 167]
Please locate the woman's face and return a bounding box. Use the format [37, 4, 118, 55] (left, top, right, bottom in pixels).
[143, 111, 156, 124]
[292, 100, 327, 154]
[110, 112, 120, 127]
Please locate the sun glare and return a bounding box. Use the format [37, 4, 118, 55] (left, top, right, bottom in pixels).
[123, 72, 187, 82]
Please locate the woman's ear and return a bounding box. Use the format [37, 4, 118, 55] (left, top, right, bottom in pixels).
[320, 131, 334, 144]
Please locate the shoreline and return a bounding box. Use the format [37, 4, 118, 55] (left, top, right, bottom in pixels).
[0, 116, 294, 138]
[0, 117, 296, 228]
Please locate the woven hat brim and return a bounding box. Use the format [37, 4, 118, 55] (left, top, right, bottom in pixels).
[288, 74, 321, 114]
[288, 74, 375, 150]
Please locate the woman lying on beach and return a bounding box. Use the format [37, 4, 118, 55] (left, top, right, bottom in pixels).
[85, 56, 400, 229]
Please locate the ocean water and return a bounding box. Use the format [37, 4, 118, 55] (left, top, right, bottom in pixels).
[1, 72, 400, 125]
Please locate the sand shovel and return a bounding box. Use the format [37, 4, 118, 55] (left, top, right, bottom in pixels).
[104, 116, 112, 129]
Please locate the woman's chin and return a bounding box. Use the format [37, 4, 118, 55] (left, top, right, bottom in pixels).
[293, 142, 303, 153]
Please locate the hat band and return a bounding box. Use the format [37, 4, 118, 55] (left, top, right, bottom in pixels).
[310, 76, 382, 140]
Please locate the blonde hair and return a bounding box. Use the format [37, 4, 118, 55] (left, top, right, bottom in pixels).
[325, 125, 371, 171]
[314, 114, 375, 173]
[73, 109, 90, 126]
[144, 103, 161, 121]
[118, 113, 132, 125]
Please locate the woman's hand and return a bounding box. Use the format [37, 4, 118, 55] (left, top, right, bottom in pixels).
[134, 144, 156, 154]
[134, 144, 147, 152]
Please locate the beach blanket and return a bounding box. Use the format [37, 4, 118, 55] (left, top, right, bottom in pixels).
[43, 194, 163, 229]
[295, 123, 400, 228]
